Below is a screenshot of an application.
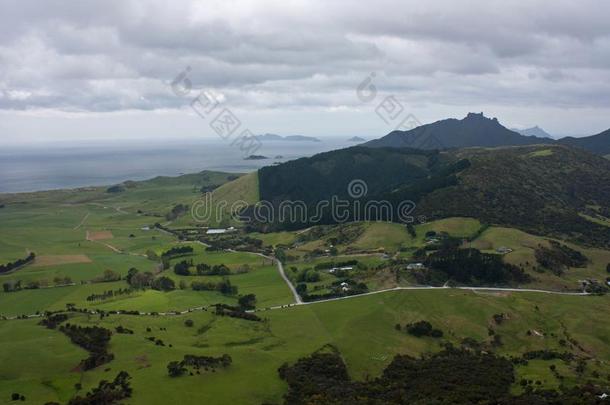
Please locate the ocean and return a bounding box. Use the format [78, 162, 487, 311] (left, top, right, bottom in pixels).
[0, 138, 354, 193]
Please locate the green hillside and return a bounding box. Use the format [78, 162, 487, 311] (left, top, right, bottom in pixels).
[255, 144, 610, 247]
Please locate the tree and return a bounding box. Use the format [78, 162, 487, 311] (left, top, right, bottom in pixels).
[151, 276, 175, 292]
[126, 268, 139, 284]
[167, 361, 187, 377]
[173, 260, 191, 276]
[405, 320, 443, 338]
[606, 263, 610, 274]
[238, 294, 257, 310]
[95, 269, 121, 283]
[184, 319, 194, 327]
[296, 283, 308, 296]
[274, 247, 286, 263]
[129, 272, 153, 288]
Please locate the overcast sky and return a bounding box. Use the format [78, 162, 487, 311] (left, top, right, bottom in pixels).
[1, 0, 609, 144]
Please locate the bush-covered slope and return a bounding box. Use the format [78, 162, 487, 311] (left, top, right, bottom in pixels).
[256, 146, 465, 229]
[417, 145, 610, 247]
[557, 128, 610, 156]
[256, 144, 610, 246]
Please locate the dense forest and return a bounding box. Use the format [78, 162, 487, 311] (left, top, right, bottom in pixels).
[256, 144, 610, 247]
[278, 346, 606, 404]
[256, 146, 465, 230]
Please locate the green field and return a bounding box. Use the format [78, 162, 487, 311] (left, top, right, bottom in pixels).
[1, 290, 609, 404]
[1, 174, 610, 404]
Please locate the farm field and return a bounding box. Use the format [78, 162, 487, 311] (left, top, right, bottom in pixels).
[1, 173, 610, 404]
[1, 289, 609, 404]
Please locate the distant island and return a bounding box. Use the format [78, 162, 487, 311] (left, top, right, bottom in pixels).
[244, 155, 269, 160]
[257, 133, 321, 142]
[347, 136, 366, 142]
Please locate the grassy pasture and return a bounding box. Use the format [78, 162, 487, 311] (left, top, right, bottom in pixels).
[1, 289, 609, 404]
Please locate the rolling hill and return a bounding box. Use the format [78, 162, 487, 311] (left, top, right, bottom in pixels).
[365, 112, 551, 150]
[255, 144, 610, 246]
[364, 112, 610, 157]
[557, 128, 610, 155]
[417, 145, 610, 247]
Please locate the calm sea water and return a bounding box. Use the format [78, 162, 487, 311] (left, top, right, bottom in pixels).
[0, 138, 355, 193]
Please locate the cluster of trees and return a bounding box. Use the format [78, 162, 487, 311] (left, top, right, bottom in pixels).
[191, 278, 237, 295]
[174, 260, 237, 276]
[203, 235, 264, 252]
[2, 275, 72, 292]
[520, 350, 574, 363]
[92, 269, 121, 283]
[3, 279, 39, 292]
[422, 247, 531, 286]
[126, 268, 154, 288]
[168, 354, 232, 377]
[402, 320, 443, 338]
[151, 276, 175, 292]
[39, 313, 68, 329]
[0, 252, 35, 274]
[127, 268, 175, 291]
[296, 268, 321, 283]
[161, 245, 194, 259]
[115, 325, 134, 334]
[173, 259, 193, 275]
[238, 293, 256, 310]
[213, 303, 261, 322]
[59, 324, 114, 370]
[278, 346, 603, 404]
[86, 288, 134, 302]
[68, 371, 132, 405]
[165, 203, 189, 221]
[585, 280, 609, 295]
[535, 241, 588, 275]
[197, 263, 239, 275]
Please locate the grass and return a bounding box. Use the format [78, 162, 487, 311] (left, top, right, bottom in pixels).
[250, 231, 297, 247]
[2, 173, 610, 403]
[527, 149, 554, 158]
[349, 222, 411, 253]
[1, 289, 609, 404]
[470, 226, 610, 290]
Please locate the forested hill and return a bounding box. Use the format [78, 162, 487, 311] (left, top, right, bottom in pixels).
[256, 146, 465, 229]
[364, 112, 550, 150]
[557, 128, 610, 156]
[259, 146, 448, 204]
[417, 145, 610, 247]
[255, 144, 610, 246]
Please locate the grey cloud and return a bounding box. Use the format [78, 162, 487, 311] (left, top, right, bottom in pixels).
[0, 0, 609, 117]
